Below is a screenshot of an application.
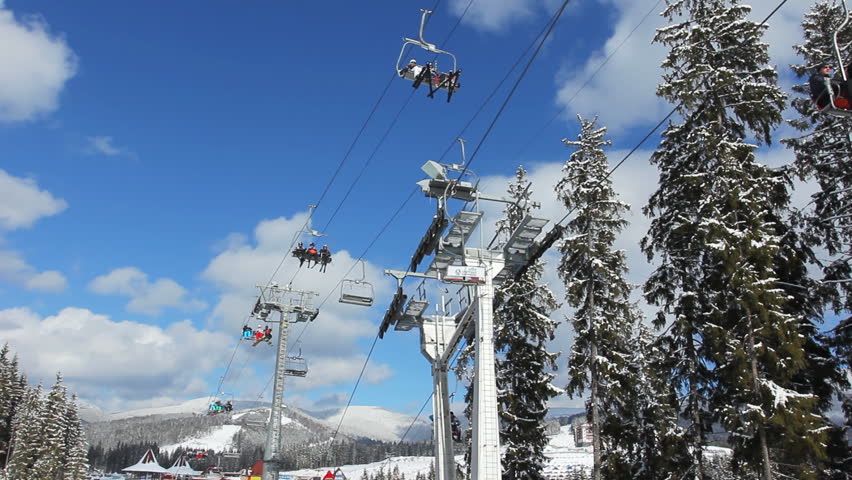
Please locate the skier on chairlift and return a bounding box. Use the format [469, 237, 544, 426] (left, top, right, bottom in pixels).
[451, 412, 461, 442]
[263, 326, 273, 344]
[292, 242, 307, 267]
[318, 245, 332, 273]
[809, 63, 852, 110]
[241, 324, 253, 340]
[224, 401, 233, 412]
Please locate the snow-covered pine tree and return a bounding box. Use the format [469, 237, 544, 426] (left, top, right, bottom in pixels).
[63, 394, 88, 480]
[0, 344, 25, 468]
[602, 323, 683, 480]
[556, 116, 637, 480]
[784, 5, 852, 474]
[493, 166, 561, 480]
[5, 384, 44, 480]
[646, 1, 826, 478]
[32, 374, 70, 480]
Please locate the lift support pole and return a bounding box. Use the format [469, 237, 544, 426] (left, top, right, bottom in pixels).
[255, 284, 319, 480]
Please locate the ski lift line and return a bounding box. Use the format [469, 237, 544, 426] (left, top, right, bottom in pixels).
[319, 89, 419, 234]
[512, 0, 664, 161]
[322, 330, 382, 463]
[436, 13, 551, 166]
[286, 187, 420, 357]
[310, 0, 446, 216]
[456, 0, 574, 182]
[317, 0, 474, 235]
[243, 0, 449, 327]
[398, 390, 435, 444]
[206, 338, 244, 413]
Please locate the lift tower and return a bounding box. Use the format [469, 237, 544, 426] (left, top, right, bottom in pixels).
[253, 283, 319, 480]
[380, 161, 548, 480]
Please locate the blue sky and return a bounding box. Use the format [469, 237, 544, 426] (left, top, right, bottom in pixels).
[0, 0, 817, 417]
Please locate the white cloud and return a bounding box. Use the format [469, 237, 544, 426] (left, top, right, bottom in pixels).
[553, 0, 808, 134]
[85, 136, 126, 156]
[0, 306, 232, 411]
[448, 0, 540, 32]
[89, 266, 207, 315]
[0, 3, 77, 122]
[0, 249, 67, 292]
[0, 169, 68, 230]
[554, 0, 669, 133]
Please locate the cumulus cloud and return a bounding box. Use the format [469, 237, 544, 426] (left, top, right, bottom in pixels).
[201, 211, 397, 399]
[554, 0, 669, 133]
[554, 0, 808, 134]
[0, 169, 68, 230]
[89, 267, 207, 315]
[449, 0, 541, 32]
[0, 306, 232, 410]
[0, 249, 67, 292]
[0, 3, 77, 122]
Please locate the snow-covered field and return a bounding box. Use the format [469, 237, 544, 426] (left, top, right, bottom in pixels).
[160, 425, 243, 453]
[281, 426, 595, 479]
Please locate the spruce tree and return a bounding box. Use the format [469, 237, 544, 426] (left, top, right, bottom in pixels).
[493, 166, 560, 480]
[33, 374, 70, 480]
[603, 323, 684, 480]
[6, 384, 45, 480]
[646, 1, 827, 478]
[556, 116, 637, 480]
[785, 5, 852, 475]
[0, 345, 25, 469]
[63, 395, 89, 480]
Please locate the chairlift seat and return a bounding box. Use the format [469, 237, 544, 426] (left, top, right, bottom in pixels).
[339, 280, 374, 306]
[284, 356, 308, 377]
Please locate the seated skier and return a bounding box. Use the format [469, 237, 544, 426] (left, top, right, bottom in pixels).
[252, 325, 266, 347]
[306, 243, 319, 268]
[450, 412, 461, 442]
[399, 58, 424, 80]
[263, 326, 273, 344]
[241, 325, 253, 340]
[292, 242, 307, 267]
[224, 401, 233, 412]
[810, 63, 852, 110]
[318, 245, 332, 273]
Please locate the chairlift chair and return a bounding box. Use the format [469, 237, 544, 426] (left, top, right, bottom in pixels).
[396, 9, 461, 102]
[283, 355, 308, 377]
[820, 0, 852, 118]
[339, 260, 374, 306]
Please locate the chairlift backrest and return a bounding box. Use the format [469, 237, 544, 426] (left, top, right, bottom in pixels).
[284, 355, 308, 377]
[339, 260, 374, 306]
[396, 9, 458, 74]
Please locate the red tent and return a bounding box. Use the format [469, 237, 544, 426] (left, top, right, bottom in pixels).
[322, 471, 335, 480]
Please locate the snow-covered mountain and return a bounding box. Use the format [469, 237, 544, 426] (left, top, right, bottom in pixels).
[85, 397, 433, 444]
[310, 405, 433, 442]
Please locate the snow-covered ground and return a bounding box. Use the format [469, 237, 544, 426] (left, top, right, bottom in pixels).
[160, 425, 243, 453]
[282, 426, 594, 479]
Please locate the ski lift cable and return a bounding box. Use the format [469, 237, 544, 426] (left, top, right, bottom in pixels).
[288, 187, 420, 354]
[283, 0, 478, 352]
[509, 0, 794, 266]
[456, 0, 573, 182]
[220, 0, 453, 398]
[511, 0, 665, 162]
[433, 1, 554, 164]
[230, 0, 468, 403]
[317, 0, 476, 236]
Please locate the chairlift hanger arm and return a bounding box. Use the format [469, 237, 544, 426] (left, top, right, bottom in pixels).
[835, 0, 851, 81]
